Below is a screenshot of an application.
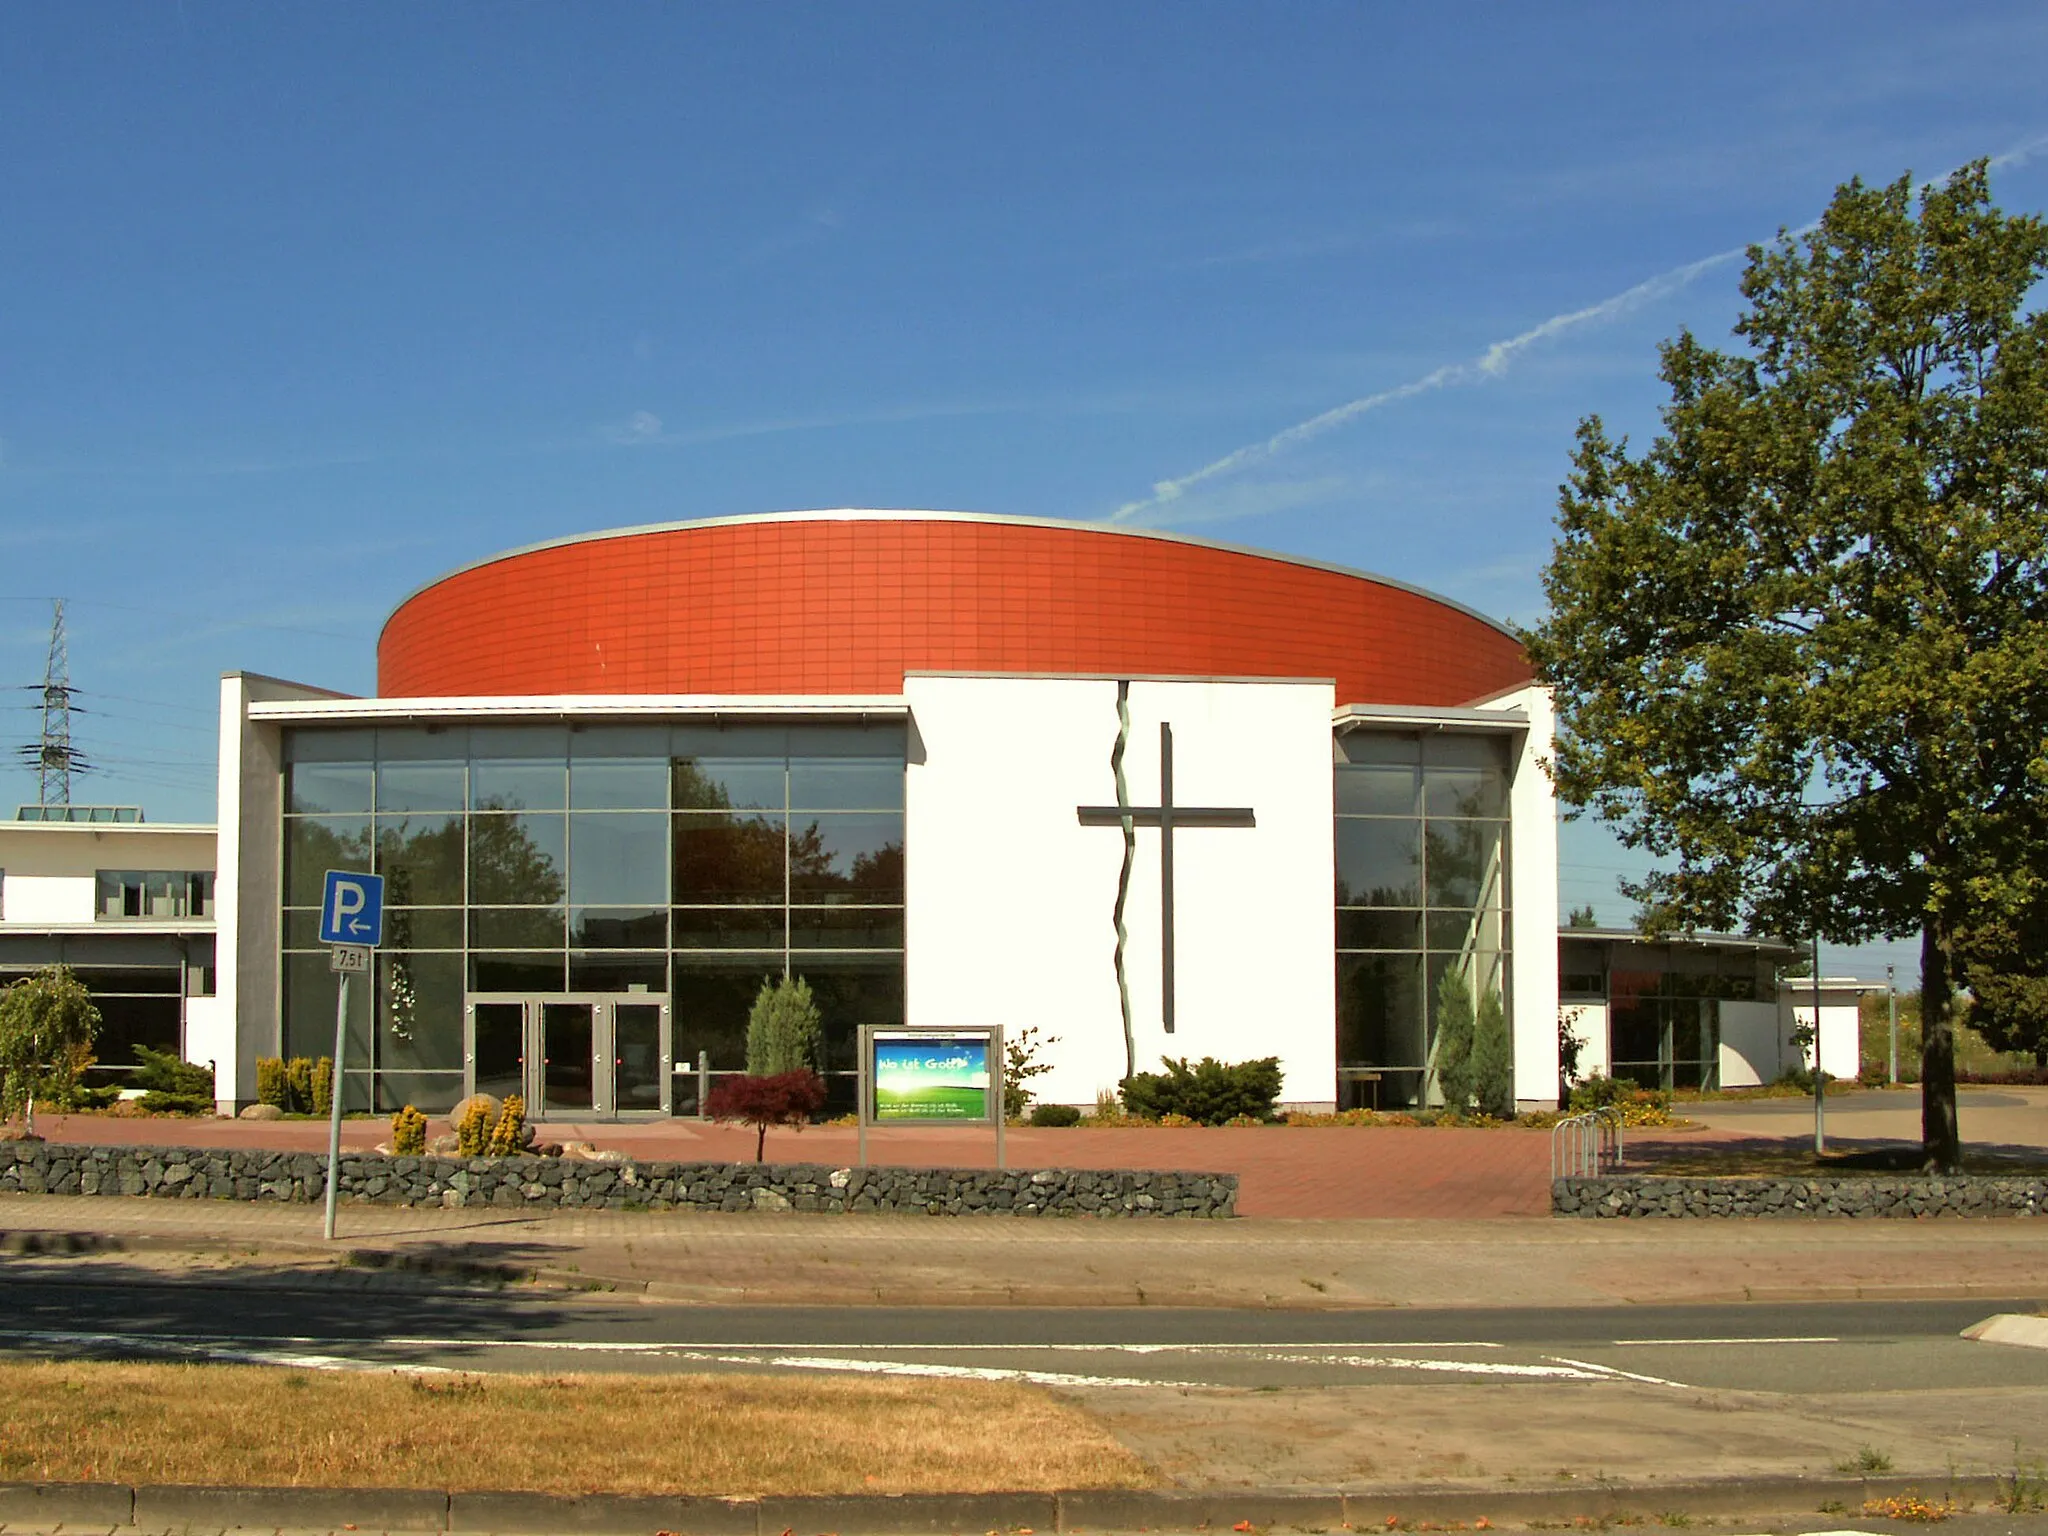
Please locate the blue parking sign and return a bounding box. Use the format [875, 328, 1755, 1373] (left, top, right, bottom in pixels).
[318, 870, 385, 947]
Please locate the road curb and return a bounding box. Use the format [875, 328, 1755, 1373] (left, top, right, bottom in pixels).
[0, 1473, 2021, 1533]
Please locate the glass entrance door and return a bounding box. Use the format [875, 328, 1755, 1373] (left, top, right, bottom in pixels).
[465, 995, 670, 1117]
[612, 1003, 664, 1113]
[542, 1001, 595, 1113]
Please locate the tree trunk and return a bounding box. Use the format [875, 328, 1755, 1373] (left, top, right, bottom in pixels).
[1920, 921, 1961, 1171]
[755, 1123, 767, 1163]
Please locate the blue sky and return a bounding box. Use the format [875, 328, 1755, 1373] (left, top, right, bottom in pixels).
[3, 3, 2043, 982]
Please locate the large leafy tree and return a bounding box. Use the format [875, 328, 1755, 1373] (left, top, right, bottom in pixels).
[1524, 162, 2048, 1170]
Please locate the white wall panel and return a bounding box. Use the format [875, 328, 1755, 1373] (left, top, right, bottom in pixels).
[1502, 684, 1562, 1107]
[905, 676, 1337, 1109]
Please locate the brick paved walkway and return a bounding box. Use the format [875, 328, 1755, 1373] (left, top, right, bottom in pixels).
[34, 1116, 1554, 1220]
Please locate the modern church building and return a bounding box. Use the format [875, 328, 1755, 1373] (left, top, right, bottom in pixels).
[209, 511, 1560, 1119]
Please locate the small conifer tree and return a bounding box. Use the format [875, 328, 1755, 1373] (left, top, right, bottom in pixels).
[1471, 986, 1515, 1118]
[746, 974, 822, 1076]
[1432, 966, 1476, 1112]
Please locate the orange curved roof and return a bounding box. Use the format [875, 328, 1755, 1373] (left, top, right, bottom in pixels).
[377, 511, 1531, 708]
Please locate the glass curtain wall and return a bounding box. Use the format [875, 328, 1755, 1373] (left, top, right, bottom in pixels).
[1334, 730, 1512, 1109]
[280, 722, 905, 1113]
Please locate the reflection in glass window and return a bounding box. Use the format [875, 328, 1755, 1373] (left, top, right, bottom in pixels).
[1423, 734, 1511, 819]
[471, 760, 566, 812]
[469, 907, 566, 950]
[1425, 820, 1508, 909]
[379, 952, 463, 1072]
[289, 763, 373, 816]
[468, 813, 566, 905]
[671, 959, 779, 1070]
[567, 812, 668, 906]
[568, 952, 667, 992]
[376, 815, 465, 906]
[789, 814, 905, 904]
[570, 906, 668, 949]
[276, 720, 905, 1116]
[285, 817, 371, 907]
[1335, 909, 1424, 951]
[383, 908, 465, 950]
[1335, 820, 1421, 907]
[788, 759, 904, 811]
[570, 758, 669, 810]
[673, 758, 785, 811]
[376, 761, 465, 814]
[673, 907, 785, 950]
[1338, 953, 1424, 1068]
[790, 907, 906, 949]
[1335, 725, 1515, 1111]
[470, 953, 567, 992]
[673, 813, 785, 903]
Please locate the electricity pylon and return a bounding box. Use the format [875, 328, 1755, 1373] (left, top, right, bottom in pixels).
[19, 600, 87, 806]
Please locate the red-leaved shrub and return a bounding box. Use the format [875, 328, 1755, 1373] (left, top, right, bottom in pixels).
[705, 1070, 828, 1162]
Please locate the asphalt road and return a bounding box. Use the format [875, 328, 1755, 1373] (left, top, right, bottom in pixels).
[1, 1262, 2042, 1395]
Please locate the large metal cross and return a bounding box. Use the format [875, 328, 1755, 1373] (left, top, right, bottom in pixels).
[1078, 721, 1255, 1034]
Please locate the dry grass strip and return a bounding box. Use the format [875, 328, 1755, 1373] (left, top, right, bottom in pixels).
[0, 1361, 1151, 1495]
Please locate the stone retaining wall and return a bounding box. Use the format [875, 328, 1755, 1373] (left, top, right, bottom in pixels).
[1554, 1173, 2047, 1218]
[0, 1142, 1235, 1218]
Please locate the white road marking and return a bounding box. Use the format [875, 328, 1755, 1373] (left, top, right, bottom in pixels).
[0, 1327, 453, 1375]
[1544, 1354, 1692, 1388]
[1254, 1351, 1613, 1380]
[379, 1336, 1505, 1353]
[747, 1354, 1207, 1389]
[1610, 1335, 1839, 1346]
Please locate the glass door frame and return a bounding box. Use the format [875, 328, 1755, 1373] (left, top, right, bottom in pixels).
[463, 992, 673, 1118]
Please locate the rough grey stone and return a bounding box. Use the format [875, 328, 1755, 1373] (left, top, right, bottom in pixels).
[0, 1141, 1235, 1219]
[1553, 1173, 2048, 1218]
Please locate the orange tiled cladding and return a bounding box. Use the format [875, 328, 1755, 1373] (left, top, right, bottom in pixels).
[376, 517, 1532, 708]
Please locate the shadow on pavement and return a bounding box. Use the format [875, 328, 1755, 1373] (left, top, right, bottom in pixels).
[0, 1245, 654, 1369]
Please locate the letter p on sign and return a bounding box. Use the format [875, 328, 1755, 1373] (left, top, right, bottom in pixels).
[318, 869, 385, 948]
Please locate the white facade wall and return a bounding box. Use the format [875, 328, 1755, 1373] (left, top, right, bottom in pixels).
[905, 675, 1337, 1110]
[1500, 684, 1561, 1108]
[217, 671, 347, 1109]
[1718, 1000, 1782, 1087]
[1786, 993, 1865, 1081]
[0, 825, 215, 928]
[1564, 1000, 1609, 1081]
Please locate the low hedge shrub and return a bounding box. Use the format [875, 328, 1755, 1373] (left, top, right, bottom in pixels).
[1120, 1055, 1283, 1125]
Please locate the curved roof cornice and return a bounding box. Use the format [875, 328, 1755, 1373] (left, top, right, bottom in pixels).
[380, 508, 1519, 647]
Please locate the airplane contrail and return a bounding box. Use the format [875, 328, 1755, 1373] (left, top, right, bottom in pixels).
[1106, 246, 1743, 526]
[1109, 134, 2048, 529]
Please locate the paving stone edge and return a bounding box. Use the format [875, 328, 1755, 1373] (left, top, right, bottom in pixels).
[0, 1473, 2023, 1533]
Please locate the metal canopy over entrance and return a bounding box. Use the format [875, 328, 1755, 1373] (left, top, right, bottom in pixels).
[465, 993, 670, 1118]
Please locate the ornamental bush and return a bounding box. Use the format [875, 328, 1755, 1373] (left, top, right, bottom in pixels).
[1471, 986, 1514, 1119]
[391, 1104, 428, 1155]
[256, 1057, 288, 1108]
[0, 964, 101, 1119]
[745, 975, 822, 1076]
[1568, 1074, 1673, 1127]
[132, 1044, 214, 1099]
[455, 1096, 491, 1156]
[706, 1069, 828, 1161]
[1432, 967, 1476, 1111]
[1119, 1056, 1283, 1125]
[310, 1057, 335, 1117]
[1029, 1102, 1081, 1127]
[485, 1094, 529, 1156]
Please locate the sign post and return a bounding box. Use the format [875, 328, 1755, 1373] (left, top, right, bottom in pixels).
[858, 1025, 1005, 1171]
[318, 870, 385, 1241]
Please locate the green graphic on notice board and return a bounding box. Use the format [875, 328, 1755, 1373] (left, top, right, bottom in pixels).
[873, 1035, 992, 1121]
